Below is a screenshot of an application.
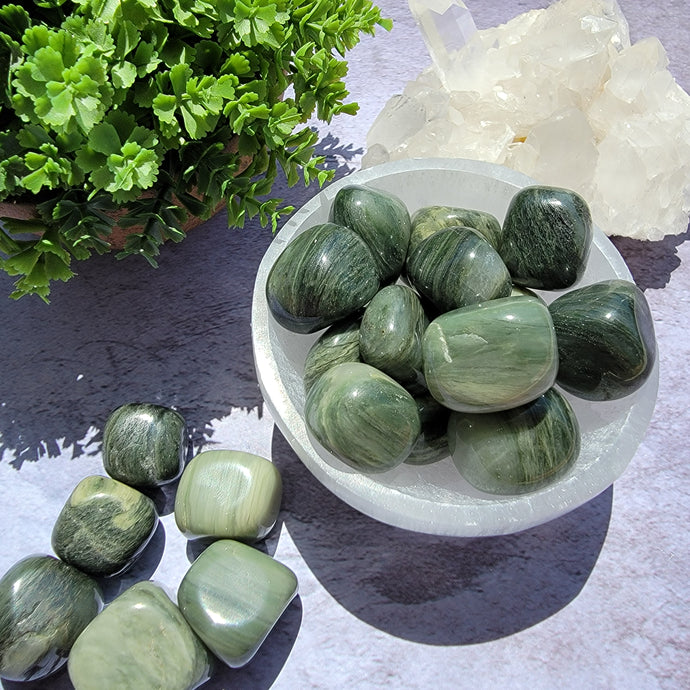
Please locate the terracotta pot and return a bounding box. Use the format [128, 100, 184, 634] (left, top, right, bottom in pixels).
[0, 141, 253, 250]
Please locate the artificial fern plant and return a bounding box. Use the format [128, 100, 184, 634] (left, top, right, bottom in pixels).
[0, 0, 392, 300]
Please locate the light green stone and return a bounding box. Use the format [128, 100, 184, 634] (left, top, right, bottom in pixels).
[174, 450, 282, 542]
[448, 388, 580, 495]
[305, 362, 421, 473]
[103, 403, 187, 488]
[405, 393, 450, 466]
[422, 296, 558, 412]
[0, 555, 102, 682]
[51, 475, 158, 577]
[68, 581, 210, 690]
[177, 540, 298, 668]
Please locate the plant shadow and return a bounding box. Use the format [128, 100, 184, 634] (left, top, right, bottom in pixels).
[0, 132, 361, 470]
[271, 427, 612, 646]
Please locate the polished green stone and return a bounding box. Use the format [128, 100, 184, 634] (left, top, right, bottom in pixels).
[359, 284, 428, 390]
[266, 222, 380, 334]
[303, 315, 361, 394]
[405, 393, 450, 466]
[51, 475, 157, 577]
[178, 539, 298, 669]
[409, 205, 502, 255]
[175, 450, 282, 542]
[406, 227, 512, 313]
[68, 581, 210, 690]
[103, 403, 187, 488]
[548, 279, 657, 400]
[422, 296, 558, 412]
[305, 362, 421, 473]
[0, 555, 102, 682]
[330, 184, 411, 282]
[448, 388, 580, 495]
[499, 185, 593, 290]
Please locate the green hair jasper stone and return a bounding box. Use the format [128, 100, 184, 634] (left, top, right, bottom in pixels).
[330, 184, 411, 282]
[548, 279, 657, 400]
[102, 402, 187, 488]
[423, 295, 558, 413]
[305, 362, 421, 473]
[266, 222, 380, 334]
[499, 185, 593, 290]
[448, 388, 580, 495]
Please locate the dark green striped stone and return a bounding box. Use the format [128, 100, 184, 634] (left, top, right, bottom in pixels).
[303, 315, 361, 394]
[449, 387, 580, 495]
[409, 205, 502, 255]
[103, 403, 187, 488]
[266, 222, 380, 334]
[406, 227, 512, 313]
[305, 362, 421, 473]
[548, 279, 657, 400]
[0, 555, 102, 682]
[330, 184, 411, 282]
[499, 185, 593, 290]
[51, 475, 158, 577]
[359, 284, 428, 391]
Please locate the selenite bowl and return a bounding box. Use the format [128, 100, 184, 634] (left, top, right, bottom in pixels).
[251, 158, 659, 537]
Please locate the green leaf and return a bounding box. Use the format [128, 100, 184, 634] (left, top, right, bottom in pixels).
[112, 61, 137, 89]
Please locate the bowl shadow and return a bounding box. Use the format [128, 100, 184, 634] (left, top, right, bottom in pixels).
[271, 427, 612, 646]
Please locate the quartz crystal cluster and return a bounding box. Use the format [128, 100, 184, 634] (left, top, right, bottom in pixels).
[364, 0, 690, 240]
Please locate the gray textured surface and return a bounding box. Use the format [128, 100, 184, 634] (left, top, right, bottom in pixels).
[1, 1, 689, 688]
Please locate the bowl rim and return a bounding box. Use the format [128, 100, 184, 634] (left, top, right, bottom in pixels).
[251, 157, 659, 537]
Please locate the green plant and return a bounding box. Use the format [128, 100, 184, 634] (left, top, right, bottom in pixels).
[0, 0, 391, 300]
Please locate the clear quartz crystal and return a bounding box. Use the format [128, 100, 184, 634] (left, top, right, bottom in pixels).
[408, 0, 477, 86]
[365, 0, 690, 240]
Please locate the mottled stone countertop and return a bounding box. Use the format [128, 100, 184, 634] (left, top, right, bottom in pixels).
[1, 2, 688, 688]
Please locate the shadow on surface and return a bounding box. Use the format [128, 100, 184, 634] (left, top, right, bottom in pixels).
[610, 225, 689, 291]
[272, 428, 612, 646]
[0, 134, 360, 469]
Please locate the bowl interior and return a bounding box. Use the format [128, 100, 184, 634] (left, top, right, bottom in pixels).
[251, 158, 659, 537]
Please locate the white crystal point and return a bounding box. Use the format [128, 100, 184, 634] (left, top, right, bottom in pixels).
[408, 0, 477, 84]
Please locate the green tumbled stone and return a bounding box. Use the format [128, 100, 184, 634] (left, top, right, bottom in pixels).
[448, 388, 580, 495]
[548, 279, 657, 401]
[303, 315, 361, 394]
[406, 227, 512, 313]
[103, 402, 187, 488]
[68, 581, 210, 690]
[405, 393, 450, 466]
[305, 362, 421, 473]
[499, 185, 593, 290]
[266, 222, 380, 334]
[178, 539, 298, 668]
[51, 475, 158, 577]
[330, 184, 411, 282]
[174, 450, 282, 542]
[359, 284, 428, 390]
[409, 205, 502, 255]
[423, 296, 558, 412]
[0, 555, 102, 682]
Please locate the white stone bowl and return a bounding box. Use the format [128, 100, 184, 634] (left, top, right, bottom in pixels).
[251, 158, 659, 537]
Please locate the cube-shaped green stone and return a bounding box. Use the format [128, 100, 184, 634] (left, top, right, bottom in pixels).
[177, 539, 298, 668]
